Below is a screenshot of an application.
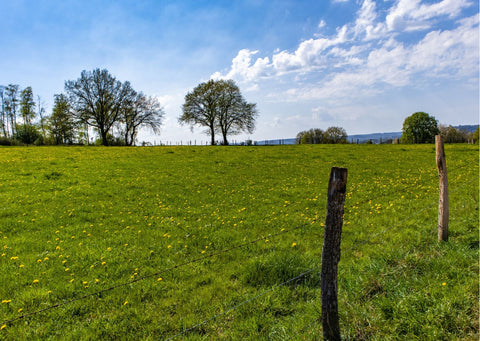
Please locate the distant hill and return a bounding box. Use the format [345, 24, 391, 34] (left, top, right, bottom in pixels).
[254, 124, 478, 145]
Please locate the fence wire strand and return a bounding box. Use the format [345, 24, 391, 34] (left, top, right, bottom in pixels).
[0, 223, 312, 326]
[1, 160, 477, 335]
[166, 176, 478, 339]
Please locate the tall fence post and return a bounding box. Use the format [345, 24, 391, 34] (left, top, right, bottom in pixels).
[436, 135, 449, 242]
[321, 167, 348, 341]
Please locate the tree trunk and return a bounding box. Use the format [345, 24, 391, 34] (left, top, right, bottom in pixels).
[222, 130, 229, 145]
[210, 125, 215, 145]
[101, 129, 108, 146]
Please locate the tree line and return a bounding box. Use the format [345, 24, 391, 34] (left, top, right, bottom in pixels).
[295, 127, 348, 144]
[0, 69, 257, 146]
[296, 112, 478, 145]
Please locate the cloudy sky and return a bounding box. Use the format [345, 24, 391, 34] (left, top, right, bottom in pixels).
[1, 0, 478, 143]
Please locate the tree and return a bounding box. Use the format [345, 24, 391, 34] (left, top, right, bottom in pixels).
[296, 128, 325, 144]
[180, 80, 222, 145]
[122, 92, 164, 146]
[179, 79, 257, 145]
[324, 126, 348, 144]
[472, 126, 479, 144]
[0, 86, 6, 137]
[439, 124, 467, 143]
[20, 86, 36, 126]
[65, 69, 132, 146]
[37, 95, 47, 139]
[50, 94, 76, 144]
[4, 84, 19, 138]
[401, 112, 439, 144]
[216, 80, 257, 145]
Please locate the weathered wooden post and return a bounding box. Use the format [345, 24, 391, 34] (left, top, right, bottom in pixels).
[321, 167, 348, 341]
[436, 135, 449, 241]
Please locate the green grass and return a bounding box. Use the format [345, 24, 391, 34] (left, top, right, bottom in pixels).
[0, 144, 477, 340]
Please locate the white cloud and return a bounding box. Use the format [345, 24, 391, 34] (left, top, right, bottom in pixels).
[386, 0, 472, 31]
[212, 0, 478, 106]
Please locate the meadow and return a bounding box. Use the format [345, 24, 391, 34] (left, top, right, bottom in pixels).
[0, 144, 478, 340]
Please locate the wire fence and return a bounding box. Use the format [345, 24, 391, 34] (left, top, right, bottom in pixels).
[0, 161, 477, 339]
[164, 176, 478, 340]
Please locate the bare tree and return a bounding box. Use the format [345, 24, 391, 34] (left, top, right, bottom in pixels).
[180, 79, 257, 145]
[20, 86, 36, 126]
[65, 69, 132, 145]
[0, 86, 6, 137]
[216, 80, 257, 145]
[180, 80, 221, 145]
[5, 84, 20, 138]
[122, 92, 164, 146]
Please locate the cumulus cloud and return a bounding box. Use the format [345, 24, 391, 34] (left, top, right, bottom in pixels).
[211, 0, 477, 102]
[386, 0, 472, 31]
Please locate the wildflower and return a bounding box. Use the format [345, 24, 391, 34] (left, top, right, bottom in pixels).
[107, 247, 111, 251]
[292, 242, 297, 247]
[1, 300, 11, 304]
[32, 279, 39, 284]
[0, 325, 5, 330]
[124, 301, 128, 305]
[442, 282, 447, 286]
[10, 256, 18, 260]
[157, 277, 162, 281]
[19, 264, 24, 268]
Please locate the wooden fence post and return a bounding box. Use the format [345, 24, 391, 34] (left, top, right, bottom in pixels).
[436, 135, 449, 242]
[321, 167, 348, 341]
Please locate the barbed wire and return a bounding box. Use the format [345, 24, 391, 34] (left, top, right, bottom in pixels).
[165, 268, 318, 340]
[166, 176, 478, 339]
[0, 222, 311, 327]
[1, 164, 476, 335]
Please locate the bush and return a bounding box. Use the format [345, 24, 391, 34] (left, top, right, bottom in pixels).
[15, 124, 41, 145]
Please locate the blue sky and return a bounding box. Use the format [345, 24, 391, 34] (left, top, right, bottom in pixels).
[1, 0, 478, 143]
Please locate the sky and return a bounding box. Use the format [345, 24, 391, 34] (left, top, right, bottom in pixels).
[1, 0, 478, 143]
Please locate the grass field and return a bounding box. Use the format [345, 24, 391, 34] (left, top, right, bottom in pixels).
[0, 144, 478, 340]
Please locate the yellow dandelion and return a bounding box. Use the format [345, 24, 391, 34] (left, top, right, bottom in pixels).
[0, 325, 5, 330]
[32, 279, 39, 284]
[442, 282, 447, 286]
[1, 300, 11, 304]
[10, 256, 18, 260]
[157, 277, 162, 281]
[17, 308, 22, 313]
[167, 245, 172, 248]
[101, 261, 106, 266]
[69, 279, 74, 283]
[292, 242, 297, 247]
[124, 301, 128, 305]
[19, 264, 24, 268]
[107, 247, 111, 251]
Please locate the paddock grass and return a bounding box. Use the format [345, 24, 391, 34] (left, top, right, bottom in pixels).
[0, 144, 478, 340]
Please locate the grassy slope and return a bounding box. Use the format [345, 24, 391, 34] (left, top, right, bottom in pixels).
[0, 144, 477, 340]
